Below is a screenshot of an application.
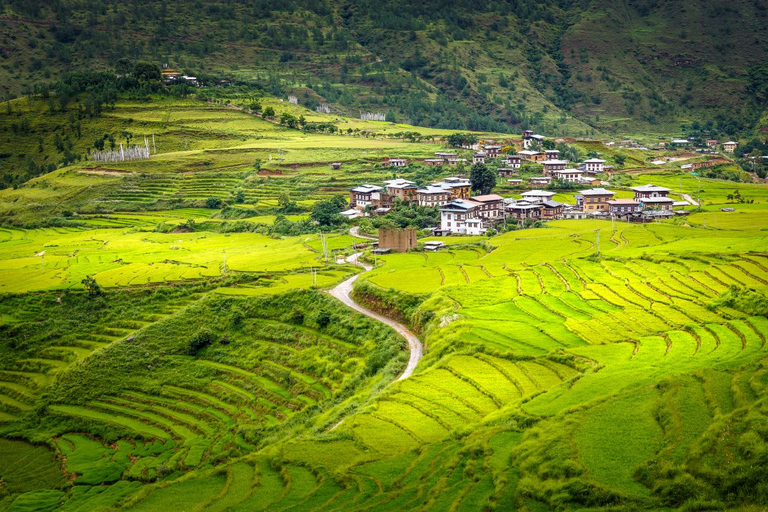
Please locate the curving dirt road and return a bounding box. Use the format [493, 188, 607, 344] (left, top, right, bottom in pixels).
[328, 253, 423, 381]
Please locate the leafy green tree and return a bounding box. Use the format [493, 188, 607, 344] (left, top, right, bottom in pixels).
[615, 154, 626, 167]
[132, 62, 160, 81]
[234, 190, 246, 203]
[81, 276, 103, 297]
[385, 110, 397, 123]
[262, 106, 275, 118]
[252, 158, 262, 171]
[205, 197, 223, 209]
[470, 162, 496, 194]
[310, 196, 347, 227]
[277, 193, 300, 213]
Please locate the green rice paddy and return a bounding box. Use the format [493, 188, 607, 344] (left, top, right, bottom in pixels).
[1, 94, 767, 511]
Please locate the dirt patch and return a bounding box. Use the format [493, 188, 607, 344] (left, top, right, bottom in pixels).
[258, 169, 283, 175]
[80, 167, 131, 176]
[172, 225, 195, 233]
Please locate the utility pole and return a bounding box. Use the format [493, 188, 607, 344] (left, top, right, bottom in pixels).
[595, 229, 601, 257]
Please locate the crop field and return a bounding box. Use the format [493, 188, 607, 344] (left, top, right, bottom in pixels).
[1, 91, 768, 511]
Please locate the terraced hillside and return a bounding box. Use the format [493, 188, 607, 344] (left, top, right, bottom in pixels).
[2, 212, 768, 510]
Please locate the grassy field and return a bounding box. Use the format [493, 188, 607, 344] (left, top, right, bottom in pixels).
[0, 93, 767, 511]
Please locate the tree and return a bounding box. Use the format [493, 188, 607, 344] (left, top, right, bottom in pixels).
[447, 133, 478, 148]
[470, 163, 496, 194]
[385, 110, 397, 123]
[206, 197, 223, 209]
[81, 276, 103, 297]
[114, 57, 132, 75]
[252, 158, 262, 171]
[615, 154, 626, 167]
[262, 106, 275, 118]
[277, 193, 299, 213]
[234, 190, 246, 203]
[310, 196, 346, 227]
[188, 328, 215, 355]
[132, 62, 160, 81]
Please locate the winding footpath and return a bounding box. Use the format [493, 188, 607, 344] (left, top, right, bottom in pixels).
[328, 253, 423, 381]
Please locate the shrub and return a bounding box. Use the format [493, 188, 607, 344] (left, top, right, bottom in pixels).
[188, 328, 215, 355]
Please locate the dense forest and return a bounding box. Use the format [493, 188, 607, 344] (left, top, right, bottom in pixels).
[0, 0, 767, 135]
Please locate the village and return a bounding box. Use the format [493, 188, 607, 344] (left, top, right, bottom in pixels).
[347, 131, 703, 240]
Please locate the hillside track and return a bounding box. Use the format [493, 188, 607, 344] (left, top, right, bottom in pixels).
[329, 253, 423, 380]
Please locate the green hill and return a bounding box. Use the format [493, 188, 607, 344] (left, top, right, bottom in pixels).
[0, 93, 767, 510]
[1, 0, 767, 136]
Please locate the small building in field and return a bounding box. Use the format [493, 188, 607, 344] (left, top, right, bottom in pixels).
[384, 178, 418, 202]
[542, 160, 569, 175]
[707, 139, 718, 148]
[439, 199, 486, 235]
[473, 151, 487, 164]
[575, 188, 615, 213]
[540, 200, 564, 220]
[522, 190, 556, 204]
[722, 141, 738, 153]
[434, 177, 472, 200]
[340, 208, 363, 220]
[423, 241, 445, 251]
[519, 150, 545, 162]
[507, 178, 523, 186]
[497, 167, 518, 178]
[607, 199, 640, 216]
[505, 154, 522, 168]
[639, 196, 675, 211]
[379, 227, 418, 253]
[631, 184, 671, 200]
[522, 133, 546, 149]
[435, 152, 458, 158]
[552, 169, 584, 183]
[484, 145, 502, 157]
[470, 194, 505, 219]
[507, 203, 542, 221]
[545, 149, 560, 159]
[331, 162, 342, 170]
[382, 158, 408, 168]
[424, 158, 445, 166]
[447, 158, 468, 166]
[529, 176, 552, 186]
[582, 158, 606, 173]
[350, 185, 382, 209]
[417, 186, 453, 207]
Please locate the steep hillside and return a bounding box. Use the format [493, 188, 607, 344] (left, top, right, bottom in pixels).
[0, 0, 766, 136]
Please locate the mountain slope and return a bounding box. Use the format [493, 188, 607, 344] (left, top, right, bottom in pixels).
[0, 0, 766, 136]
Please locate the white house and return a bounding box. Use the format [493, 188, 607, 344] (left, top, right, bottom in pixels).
[439, 199, 486, 235]
[473, 151, 487, 164]
[722, 141, 737, 153]
[552, 169, 584, 182]
[542, 159, 568, 175]
[521, 190, 556, 204]
[505, 154, 521, 168]
[582, 158, 606, 173]
[417, 186, 453, 207]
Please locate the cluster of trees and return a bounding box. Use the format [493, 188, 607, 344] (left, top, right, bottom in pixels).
[447, 133, 479, 148]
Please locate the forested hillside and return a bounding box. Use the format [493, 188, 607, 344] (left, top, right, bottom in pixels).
[1, 0, 766, 136]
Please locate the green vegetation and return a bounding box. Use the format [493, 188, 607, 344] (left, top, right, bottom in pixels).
[0, 88, 767, 511]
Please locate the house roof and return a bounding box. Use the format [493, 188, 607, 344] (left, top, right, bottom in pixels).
[543, 159, 569, 165]
[723, 141, 737, 145]
[607, 199, 639, 205]
[351, 185, 381, 193]
[522, 190, 555, 197]
[506, 154, 521, 158]
[640, 196, 675, 203]
[518, 150, 541, 156]
[554, 169, 583, 174]
[509, 203, 542, 210]
[471, 194, 504, 202]
[542, 200, 562, 208]
[632, 184, 671, 192]
[671, 139, 690, 144]
[583, 158, 606, 163]
[524, 134, 546, 140]
[440, 199, 481, 211]
[529, 176, 552, 182]
[580, 188, 615, 196]
[418, 186, 450, 195]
